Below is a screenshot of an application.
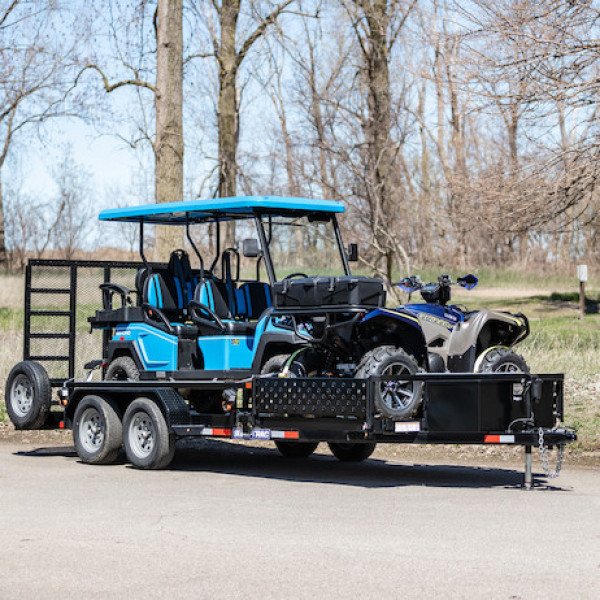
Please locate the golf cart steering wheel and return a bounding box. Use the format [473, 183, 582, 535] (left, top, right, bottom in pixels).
[188, 300, 225, 333]
[141, 303, 174, 334]
[283, 272, 308, 280]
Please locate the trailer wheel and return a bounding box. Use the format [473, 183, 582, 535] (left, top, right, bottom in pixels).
[123, 398, 175, 469]
[73, 395, 122, 465]
[328, 442, 376, 462]
[105, 356, 140, 381]
[275, 440, 319, 458]
[4, 361, 51, 429]
[356, 346, 423, 419]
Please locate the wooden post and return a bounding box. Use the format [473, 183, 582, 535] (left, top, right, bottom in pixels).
[577, 265, 587, 319]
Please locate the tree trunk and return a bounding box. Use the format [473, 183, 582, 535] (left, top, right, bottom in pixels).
[218, 0, 241, 250]
[154, 0, 184, 258]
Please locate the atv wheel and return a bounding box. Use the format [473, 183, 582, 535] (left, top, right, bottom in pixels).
[356, 346, 423, 419]
[5, 361, 51, 429]
[328, 442, 376, 462]
[275, 441, 319, 458]
[476, 348, 530, 374]
[105, 356, 140, 381]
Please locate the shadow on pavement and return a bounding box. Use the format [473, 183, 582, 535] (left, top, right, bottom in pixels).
[14, 440, 566, 491]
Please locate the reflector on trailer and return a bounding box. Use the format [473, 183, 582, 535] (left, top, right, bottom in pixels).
[484, 435, 515, 444]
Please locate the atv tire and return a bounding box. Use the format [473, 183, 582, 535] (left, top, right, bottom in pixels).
[476, 348, 530, 374]
[356, 346, 423, 419]
[105, 356, 140, 381]
[5, 361, 52, 429]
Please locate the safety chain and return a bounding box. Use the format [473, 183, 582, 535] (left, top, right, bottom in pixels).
[538, 427, 565, 479]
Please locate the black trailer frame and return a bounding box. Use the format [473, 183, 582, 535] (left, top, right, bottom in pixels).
[60, 371, 576, 488]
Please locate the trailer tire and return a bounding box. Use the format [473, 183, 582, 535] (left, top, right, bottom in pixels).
[105, 356, 140, 381]
[328, 442, 376, 462]
[73, 395, 122, 465]
[5, 361, 51, 430]
[123, 398, 175, 469]
[356, 346, 423, 419]
[275, 440, 319, 458]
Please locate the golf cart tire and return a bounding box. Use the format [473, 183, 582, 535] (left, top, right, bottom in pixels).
[73, 395, 123, 465]
[105, 355, 140, 381]
[261, 354, 290, 376]
[328, 442, 376, 462]
[4, 361, 51, 430]
[356, 346, 423, 419]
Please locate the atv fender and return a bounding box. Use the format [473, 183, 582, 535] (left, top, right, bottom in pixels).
[358, 308, 428, 367]
[447, 311, 529, 360]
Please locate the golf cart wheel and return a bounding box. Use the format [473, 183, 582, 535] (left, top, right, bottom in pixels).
[275, 440, 319, 458]
[73, 395, 122, 465]
[356, 346, 423, 419]
[123, 398, 175, 469]
[328, 442, 376, 462]
[105, 356, 140, 381]
[4, 361, 51, 429]
[476, 348, 530, 374]
[261, 354, 290, 375]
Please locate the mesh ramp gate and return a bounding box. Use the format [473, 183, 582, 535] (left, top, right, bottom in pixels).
[24, 259, 148, 386]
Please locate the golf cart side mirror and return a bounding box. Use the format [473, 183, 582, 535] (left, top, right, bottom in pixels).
[243, 238, 262, 258]
[457, 274, 478, 290]
[347, 243, 359, 262]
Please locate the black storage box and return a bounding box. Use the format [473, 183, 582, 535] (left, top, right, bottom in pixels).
[272, 276, 385, 309]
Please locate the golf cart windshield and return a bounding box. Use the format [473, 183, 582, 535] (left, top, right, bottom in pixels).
[260, 214, 347, 280]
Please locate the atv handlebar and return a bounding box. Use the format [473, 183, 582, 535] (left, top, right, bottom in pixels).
[395, 273, 478, 293]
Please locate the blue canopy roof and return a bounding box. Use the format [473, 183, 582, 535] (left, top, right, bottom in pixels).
[99, 196, 344, 224]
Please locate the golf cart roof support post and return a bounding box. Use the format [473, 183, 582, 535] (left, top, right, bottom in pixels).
[139, 219, 150, 272]
[333, 215, 351, 276]
[185, 213, 204, 278]
[209, 218, 221, 273]
[254, 211, 276, 284]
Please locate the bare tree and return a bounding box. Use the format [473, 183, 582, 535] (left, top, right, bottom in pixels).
[0, 0, 74, 267]
[193, 0, 295, 247]
[77, 0, 182, 257]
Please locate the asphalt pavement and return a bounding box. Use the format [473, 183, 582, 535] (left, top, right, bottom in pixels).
[0, 439, 598, 599]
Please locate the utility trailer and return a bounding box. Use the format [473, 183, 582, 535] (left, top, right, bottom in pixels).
[56, 370, 575, 487]
[4, 196, 577, 488]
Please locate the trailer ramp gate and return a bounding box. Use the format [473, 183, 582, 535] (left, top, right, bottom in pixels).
[24, 259, 152, 386]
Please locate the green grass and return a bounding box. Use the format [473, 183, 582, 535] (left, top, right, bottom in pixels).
[0, 400, 6, 423]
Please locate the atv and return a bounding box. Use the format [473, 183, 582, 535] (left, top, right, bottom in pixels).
[86, 196, 430, 424]
[396, 274, 530, 374]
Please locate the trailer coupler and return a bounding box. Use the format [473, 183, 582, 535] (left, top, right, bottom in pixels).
[523, 427, 576, 490]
